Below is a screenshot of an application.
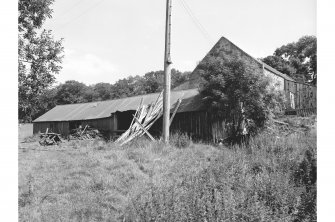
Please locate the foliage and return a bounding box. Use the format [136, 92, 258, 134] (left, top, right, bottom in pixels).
[170, 132, 192, 148]
[92, 82, 113, 101]
[262, 36, 317, 84]
[199, 59, 278, 142]
[55, 80, 88, 104]
[142, 69, 190, 94]
[126, 131, 316, 222]
[35, 87, 58, 117]
[262, 55, 296, 76]
[19, 0, 64, 122]
[19, 121, 316, 221]
[23, 69, 190, 121]
[110, 75, 146, 99]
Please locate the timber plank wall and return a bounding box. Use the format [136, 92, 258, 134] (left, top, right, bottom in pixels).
[150, 111, 227, 142]
[33, 116, 117, 137]
[284, 80, 317, 111]
[33, 121, 69, 135]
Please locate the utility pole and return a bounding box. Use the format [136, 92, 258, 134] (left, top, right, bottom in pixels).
[163, 0, 172, 143]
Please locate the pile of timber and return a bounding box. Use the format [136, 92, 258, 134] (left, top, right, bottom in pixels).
[39, 128, 62, 146]
[69, 125, 103, 140]
[116, 91, 182, 145]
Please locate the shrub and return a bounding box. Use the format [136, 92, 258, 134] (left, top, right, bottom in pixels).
[125, 131, 316, 221]
[199, 59, 285, 143]
[170, 132, 191, 148]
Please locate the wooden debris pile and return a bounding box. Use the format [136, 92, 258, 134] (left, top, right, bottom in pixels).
[69, 125, 103, 140]
[39, 128, 62, 146]
[116, 91, 182, 146]
[116, 92, 163, 145]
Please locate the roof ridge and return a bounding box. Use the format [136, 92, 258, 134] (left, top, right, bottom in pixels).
[54, 88, 197, 108]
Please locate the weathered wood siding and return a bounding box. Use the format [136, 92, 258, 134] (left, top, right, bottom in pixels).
[150, 111, 227, 142]
[170, 111, 212, 141]
[295, 83, 317, 109]
[283, 80, 316, 111]
[81, 117, 114, 132]
[33, 114, 117, 137]
[33, 122, 69, 135]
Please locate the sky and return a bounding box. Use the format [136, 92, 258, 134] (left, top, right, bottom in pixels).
[43, 0, 316, 85]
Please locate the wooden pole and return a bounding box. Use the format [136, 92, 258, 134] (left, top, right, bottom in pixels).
[163, 0, 172, 143]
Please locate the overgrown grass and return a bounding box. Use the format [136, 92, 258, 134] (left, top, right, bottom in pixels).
[19, 119, 316, 221]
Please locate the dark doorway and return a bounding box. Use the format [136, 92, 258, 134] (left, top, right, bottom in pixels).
[116, 110, 136, 131]
[69, 121, 82, 130]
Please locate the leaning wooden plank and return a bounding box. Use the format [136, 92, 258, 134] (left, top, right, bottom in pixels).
[120, 112, 156, 145]
[170, 98, 182, 127]
[273, 120, 289, 126]
[129, 97, 143, 129]
[116, 91, 163, 145]
[80, 125, 88, 136]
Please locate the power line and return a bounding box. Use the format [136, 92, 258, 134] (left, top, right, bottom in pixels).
[58, 0, 87, 18]
[178, 0, 213, 44]
[58, 0, 107, 31]
[181, 0, 212, 43]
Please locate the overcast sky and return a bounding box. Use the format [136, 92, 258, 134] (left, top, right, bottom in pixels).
[43, 0, 316, 85]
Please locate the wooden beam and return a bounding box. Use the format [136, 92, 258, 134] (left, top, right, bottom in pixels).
[169, 98, 182, 127]
[80, 125, 88, 136]
[133, 115, 155, 141]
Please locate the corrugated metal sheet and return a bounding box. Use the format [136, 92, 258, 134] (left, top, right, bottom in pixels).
[33, 89, 205, 122]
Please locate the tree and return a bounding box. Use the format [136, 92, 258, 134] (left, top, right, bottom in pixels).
[18, 0, 64, 122]
[142, 71, 164, 93]
[92, 82, 113, 101]
[110, 75, 145, 99]
[199, 59, 282, 143]
[262, 36, 316, 84]
[261, 55, 296, 76]
[35, 87, 58, 118]
[141, 69, 191, 94]
[55, 81, 88, 104]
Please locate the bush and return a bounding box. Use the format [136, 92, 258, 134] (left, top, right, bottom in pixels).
[199, 59, 285, 143]
[170, 132, 192, 148]
[125, 132, 316, 221]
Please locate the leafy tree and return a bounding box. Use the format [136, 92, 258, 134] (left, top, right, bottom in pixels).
[35, 87, 58, 118]
[19, 0, 64, 121]
[172, 70, 191, 89]
[82, 86, 95, 103]
[110, 75, 145, 99]
[199, 59, 282, 143]
[32, 68, 192, 117]
[261, 55, 296, 76]
[55, 80, 88, 104]
[142, 71, 164, 93]
[92, 82, 113, 101]
[262, 36, 316, 84]
[141, 69, 191, 94]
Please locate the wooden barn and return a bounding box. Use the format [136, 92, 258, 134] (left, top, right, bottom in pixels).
[175, 36, 317, 114]
[33, 89, 224, 141]
[33, 36, 316, 142]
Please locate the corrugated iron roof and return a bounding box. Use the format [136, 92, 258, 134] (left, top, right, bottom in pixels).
[33, 89, 205, 122]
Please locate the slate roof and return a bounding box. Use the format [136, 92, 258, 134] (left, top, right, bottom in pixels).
[33, 89, 205, 122]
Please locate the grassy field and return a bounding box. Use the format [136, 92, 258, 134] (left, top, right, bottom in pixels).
[18, 116, 316, 221]
[19, 124, 33, 142]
